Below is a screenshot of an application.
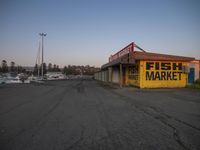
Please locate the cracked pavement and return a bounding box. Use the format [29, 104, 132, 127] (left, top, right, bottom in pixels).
[0, 79, 200, 150]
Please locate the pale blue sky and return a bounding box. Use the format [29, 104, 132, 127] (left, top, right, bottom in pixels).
[0, 0, 200, 67]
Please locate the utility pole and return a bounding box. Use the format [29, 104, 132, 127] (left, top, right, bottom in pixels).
[39, 33, 47, 79]
[37, 41, 41, 78]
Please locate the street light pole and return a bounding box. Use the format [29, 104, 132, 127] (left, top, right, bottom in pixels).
[39, 33, 47, 79]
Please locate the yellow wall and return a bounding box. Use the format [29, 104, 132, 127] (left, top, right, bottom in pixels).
[96, 60, 189, 88]
[139, 60, 188, 88]
[125, 61, 140, 87]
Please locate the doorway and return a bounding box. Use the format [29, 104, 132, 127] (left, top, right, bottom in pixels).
[188, 68, 195, 83]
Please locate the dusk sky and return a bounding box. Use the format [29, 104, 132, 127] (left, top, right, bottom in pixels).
[1, 0, 200, 67]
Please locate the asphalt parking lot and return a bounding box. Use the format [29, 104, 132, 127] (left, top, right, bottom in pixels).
[0, 79, 200, 150]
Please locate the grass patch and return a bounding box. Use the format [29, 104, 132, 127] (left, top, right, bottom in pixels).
[186, 78, 200, 89]
[186, 83, 200, 89]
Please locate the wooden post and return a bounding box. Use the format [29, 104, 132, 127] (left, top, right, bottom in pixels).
[109, 67, 112, 82]
[120, 64, 122, 88]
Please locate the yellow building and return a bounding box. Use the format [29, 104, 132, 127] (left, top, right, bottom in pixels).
[95, 42, 199, 88]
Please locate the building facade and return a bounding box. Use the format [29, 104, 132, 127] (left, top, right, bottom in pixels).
[95, 42, 199, 88]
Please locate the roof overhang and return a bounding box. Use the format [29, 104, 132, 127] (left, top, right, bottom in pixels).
[102, 52, 136, 69]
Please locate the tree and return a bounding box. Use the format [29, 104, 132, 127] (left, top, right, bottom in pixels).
[51, 64, 60, 72]
[10, 61, 16, 72]
[1, 60, 8, 73]
[63, 66, 67, 73]
[63, 66, 72, 75]
[48, 63, 52, 72]
[56, 65, 60, 72]
[17, 66, 24, 73]
[53, 64, 57, 72]
[43, 63, 47, 74]
[33, 64, 40, 76]
[33, 62, 47, 76]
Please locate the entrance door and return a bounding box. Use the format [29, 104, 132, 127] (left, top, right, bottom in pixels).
[188, 68, 195, 83]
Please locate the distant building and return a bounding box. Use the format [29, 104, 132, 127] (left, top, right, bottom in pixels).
[95, 42, 199, 88]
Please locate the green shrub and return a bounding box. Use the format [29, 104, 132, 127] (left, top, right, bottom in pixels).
[186, 82, 200, 89]
[195, 78, 200, 84]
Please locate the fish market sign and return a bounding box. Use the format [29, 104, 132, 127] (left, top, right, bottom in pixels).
[109, 43, 134, 62]
[146, 62, 183, 80]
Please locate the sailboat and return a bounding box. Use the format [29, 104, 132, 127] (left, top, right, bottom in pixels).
[29, 41, 44, 83]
